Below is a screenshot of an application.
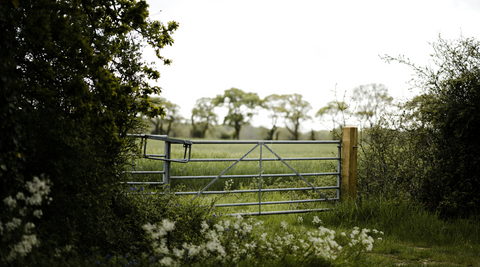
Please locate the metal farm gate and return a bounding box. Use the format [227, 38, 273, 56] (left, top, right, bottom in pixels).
[124, 127, 357, 216]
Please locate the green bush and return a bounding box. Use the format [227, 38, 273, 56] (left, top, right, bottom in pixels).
[0, 0, 178, 262]
[384, 36, 480, 217]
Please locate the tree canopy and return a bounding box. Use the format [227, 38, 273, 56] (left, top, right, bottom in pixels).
[280, 94, 312, 140]
[263, 94, 286, 140]
[316, 100, 349, 132]
[191, 97, 218, 138]
[352, 84, 393, 125]
[213, 88, 262, 140]
[149, 97, 183, 135]
[0, 0, 178, 255]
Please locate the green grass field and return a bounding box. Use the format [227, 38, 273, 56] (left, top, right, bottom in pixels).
[125, 139, 340, 215]
[121, 138, 480, 266]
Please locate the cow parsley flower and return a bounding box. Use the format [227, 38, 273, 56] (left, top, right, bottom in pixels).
[33, 210, 43, 218]
[3, 196, 17, 209]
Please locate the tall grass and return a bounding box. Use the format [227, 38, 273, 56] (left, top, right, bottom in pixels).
[124, 141, 340, 214]
[306, 198, 480, 246]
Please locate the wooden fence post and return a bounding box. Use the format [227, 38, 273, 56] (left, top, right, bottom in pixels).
[163, 140, 171, 186]
[341, 126, 358, 201]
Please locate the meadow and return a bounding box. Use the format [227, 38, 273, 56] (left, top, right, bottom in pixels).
[126, 138, 340, 215]
[118, 138, 480, 266]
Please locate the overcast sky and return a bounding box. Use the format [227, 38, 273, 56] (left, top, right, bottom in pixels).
[144, 0, 480, 131]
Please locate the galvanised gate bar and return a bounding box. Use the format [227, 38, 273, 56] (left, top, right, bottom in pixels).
[125, 127, 358, 216]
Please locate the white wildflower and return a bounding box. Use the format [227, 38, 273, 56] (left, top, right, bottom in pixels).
[15, 192, 25, 201]
[260, 233, 268, 241]
[312, 216, 322, 225]
[18, 207, 27, 217]
[223, 220, 230, 229]
[154, 239, 169, 254]
[24, 222, 35, 234]
[183, 243, 202, 258]
[297, 216, 303, 223]
[341, 232, 346, 236]
[200, 220, 209, 233]
[280, 221, 288, 230]
[159, 256, 178, 267]
[351, 228, 359, 236]
[5, 218, 22, 232]
[162, 219, 176, 232]
[224, 179, 234, 192]
[25, 194, 42, 206]
[33, 210, 43, 218]
[213, 223, 224, 232]
[3, 196, 17, 209]
[5, 234, 39, 262]
[236, 214, 243, 222]
[172, 248, 184, 258]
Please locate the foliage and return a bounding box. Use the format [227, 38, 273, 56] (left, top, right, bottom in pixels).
[263, 94, 286, 140]
[316, 100, 350, 135]
[317, 197, 480, 247]
[213, 88, 262, 140]
[351, 85, 426, 201]
[0, 0, 178, 260]
[355, 117, 428, 202]
[149, 97, 183, 135]
[383, 35, 480, 217]
[191, 97, 217, 138]
[281, 94, 312, 140]
[351, 84, 393, 126]
[262, 94, 312, 140]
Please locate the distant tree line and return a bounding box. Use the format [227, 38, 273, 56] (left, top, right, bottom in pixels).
[147, 84, 394, 140]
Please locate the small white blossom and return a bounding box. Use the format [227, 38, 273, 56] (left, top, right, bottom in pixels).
[159, 256, 178, 267]
[5, 234, 39, 262]
[3, 196, 17, 209]
[5, 218, 22, 232]
[17, 207, 27, 217]
[33, 210, 43, 218]
[16, 192, 25, 200]
[200, 221, 209, 233]
[24, 222, 35, 234]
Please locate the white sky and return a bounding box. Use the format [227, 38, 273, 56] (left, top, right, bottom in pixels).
[144, 0, 480, 131]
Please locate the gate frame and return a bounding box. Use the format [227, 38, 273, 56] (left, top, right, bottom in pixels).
[125, 126, 357, 216]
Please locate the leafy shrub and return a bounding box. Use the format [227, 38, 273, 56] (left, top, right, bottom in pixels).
[1, 0, 178, 258]
[384, 35, 480, 217]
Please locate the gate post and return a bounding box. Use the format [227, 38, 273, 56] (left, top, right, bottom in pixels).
[341, 126, 358, 201]
[163, 140, 171, 186]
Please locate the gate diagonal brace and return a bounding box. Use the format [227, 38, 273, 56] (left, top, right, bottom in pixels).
[262, 144, 330, 201]
[193, 143, 261, 200]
